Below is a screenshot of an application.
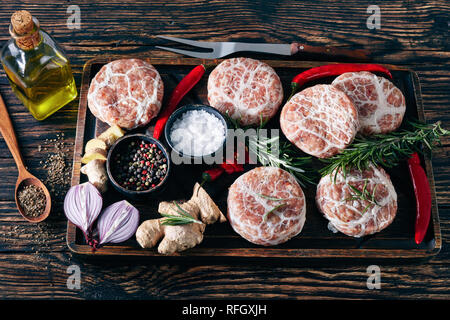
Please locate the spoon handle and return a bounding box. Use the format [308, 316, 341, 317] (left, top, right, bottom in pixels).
[0, 93, 26, 171]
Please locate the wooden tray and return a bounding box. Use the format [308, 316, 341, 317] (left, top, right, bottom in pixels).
[67, 56, 441, 260]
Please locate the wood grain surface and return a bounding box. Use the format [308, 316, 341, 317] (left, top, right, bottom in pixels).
[0, 0, 449, 299]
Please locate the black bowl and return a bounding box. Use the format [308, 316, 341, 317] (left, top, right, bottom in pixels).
[164, 104, 229, 164]
[106, 134, 171, 200]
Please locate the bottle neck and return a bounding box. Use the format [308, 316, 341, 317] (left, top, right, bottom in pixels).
[9, 17, 41, 50]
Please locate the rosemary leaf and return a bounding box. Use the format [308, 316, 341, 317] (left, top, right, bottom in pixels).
[320, 120, 450, 177]
[248, 133, 317, 186]
[262, 202, 287, 222]
[160, 201, 202, 226]
[360, 203, 372, 215]
[343, 180, 379, 210]
[255, 193, 290, 202]
[225, 113, 317, 186]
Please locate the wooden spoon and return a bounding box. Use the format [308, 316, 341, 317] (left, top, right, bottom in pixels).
[0, 93, 51, 223]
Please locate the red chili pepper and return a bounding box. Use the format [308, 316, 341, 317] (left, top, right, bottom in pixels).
[202, 167, 225, 183]
[221, 150, 245, 174]
[201, 133, 251, 182]
[202, 149, 246, 183]
[289, 63, 393, 100]
[407, 152, 432, 245]
[220, 162, 244, 174]
[220, 163, 236, 174]
[153, 64, 206, 140]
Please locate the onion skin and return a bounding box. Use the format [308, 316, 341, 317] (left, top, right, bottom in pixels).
[64, 182, 103, 240]
[97, 200, 139, 246]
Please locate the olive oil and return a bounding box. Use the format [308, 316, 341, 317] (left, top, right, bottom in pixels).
[1, 11, 77, 120]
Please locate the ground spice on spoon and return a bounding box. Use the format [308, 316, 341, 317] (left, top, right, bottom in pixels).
[17, 185, 46, 218]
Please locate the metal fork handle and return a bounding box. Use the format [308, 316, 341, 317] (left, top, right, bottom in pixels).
[230, 42, 291, 56]
[291, 43, 370, 61]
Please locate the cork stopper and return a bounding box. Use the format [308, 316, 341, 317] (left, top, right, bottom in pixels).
[11, 10, 34, 35]
[9, 10, 41, 50]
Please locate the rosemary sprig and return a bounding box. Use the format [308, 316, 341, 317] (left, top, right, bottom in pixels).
[255, 192, 289, 202]
[224, 111, 317, 186]
[343, 180, 379, 215]
[248, 134, 317, 186]
[258, 113, 271, 129]
[255, 193, 290, 222]
[262, 202, 287, 222]
[224, 110, 242, 130]
[320, 120, 449, 179]
[160, 201, 202, 226]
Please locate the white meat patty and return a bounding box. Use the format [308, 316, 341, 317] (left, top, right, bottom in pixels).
[316, 164, 398, 238]
[280, 84, 359, 158]
[332, 71, 406, 135]
[207, 57, 283, 126]
[88, 59, 164, 129]
[227, 167, 306, 246]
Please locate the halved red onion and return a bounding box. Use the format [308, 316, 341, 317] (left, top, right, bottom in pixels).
[97, 200, 139, 245]
[64, 182, 103, 239]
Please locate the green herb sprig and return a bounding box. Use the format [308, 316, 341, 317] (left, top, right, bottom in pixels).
[248, 134, 317, 186]
[255, 193, 290, 222]
[262, 202, 287, 222]
[224, 111, 317, 186]
[344, 180, 379, 215]
[161, 201, 203, 226]
[320, 120, 449, 179]
[256, 192, 290, 202]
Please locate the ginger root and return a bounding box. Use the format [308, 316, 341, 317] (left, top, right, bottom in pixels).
[136, 183, 226, 255]
[80, 159, 108, 193]
[80, 124, 125, 192]
[98, 125, 125, 148]
[81, 148, 107, 164]
[84, 138, 107, 154]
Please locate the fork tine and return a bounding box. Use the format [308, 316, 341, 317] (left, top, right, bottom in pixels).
[156, 35, 217, 49]
[155, 46, 216, 59]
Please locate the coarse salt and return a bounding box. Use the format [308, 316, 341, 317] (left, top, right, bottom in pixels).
[169, 110, 225, 156]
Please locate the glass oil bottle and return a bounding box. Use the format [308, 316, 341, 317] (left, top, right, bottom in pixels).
[1, 10, 77, 120]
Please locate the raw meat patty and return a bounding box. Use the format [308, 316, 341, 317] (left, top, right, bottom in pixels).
[316, 165, 397, 237]
[88, 58, 164, 129]
[207, 57, 283, 126]
[227, 167, 306, 246]
[280, 84, 359, 158]
[332, 71, 406, 135]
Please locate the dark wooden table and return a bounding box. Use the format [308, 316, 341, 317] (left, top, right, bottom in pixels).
[0, 0, 449, 300]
